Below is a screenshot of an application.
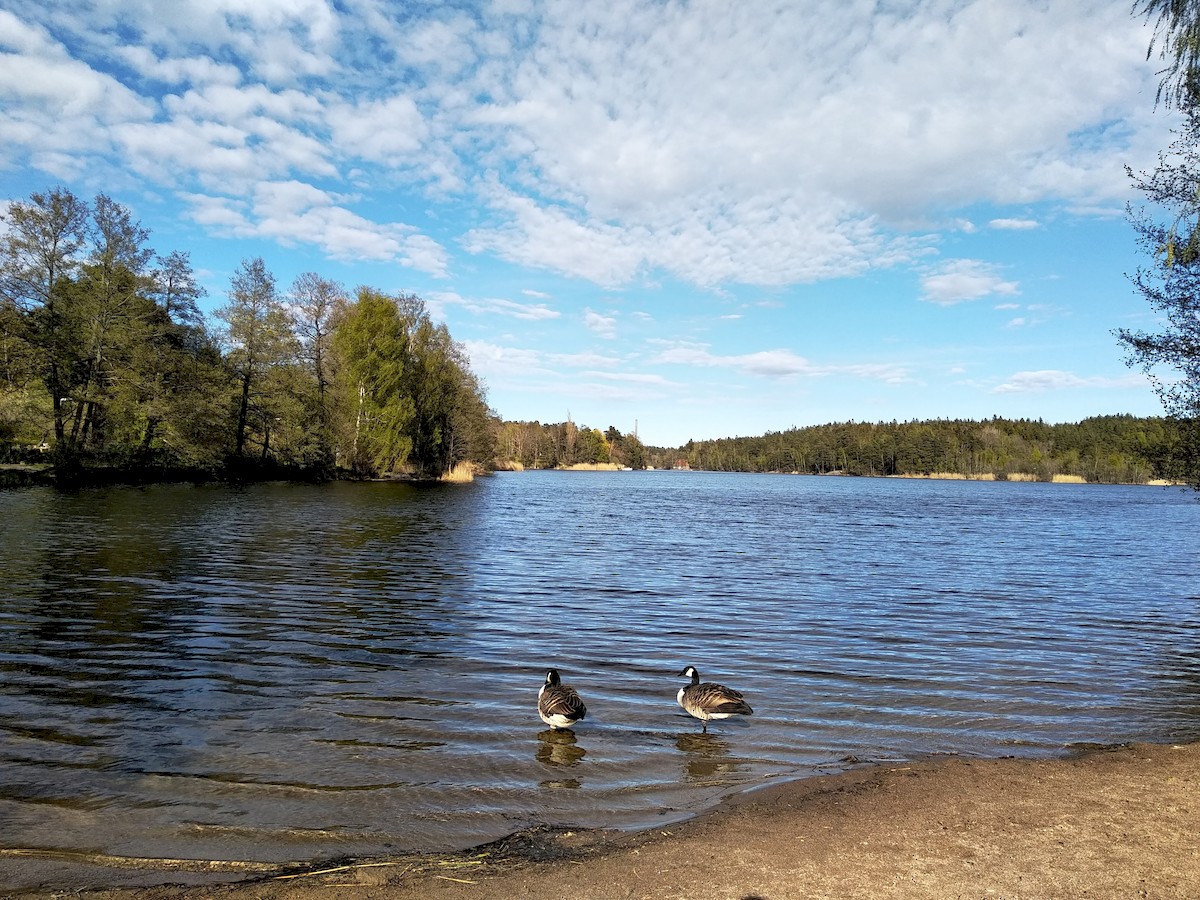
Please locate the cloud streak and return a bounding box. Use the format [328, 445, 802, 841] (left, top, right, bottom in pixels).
[920, 259, 1021, 306]
[992, 370, 1148, 394]
[655, 344, 910, 383]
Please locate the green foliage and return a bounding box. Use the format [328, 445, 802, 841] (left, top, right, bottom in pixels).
[1121, 96, 1200, 491]
[331, 287, 415, 475]
[289, 272, 344, 467]
[0, 186, 90, 458]
[0, 187, 494, 484]
[1137, 0, 1200, 109]
[497, 416, 1176, 483]
[495, 421, 644, 469]
[575, 427, 610, 464]
[329, 290, 495, 478]
[655, 416, 1177, 483]
[216, 257, 299, 460]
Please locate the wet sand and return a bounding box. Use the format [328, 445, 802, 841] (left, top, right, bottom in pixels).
[4, 741, 1198, 899]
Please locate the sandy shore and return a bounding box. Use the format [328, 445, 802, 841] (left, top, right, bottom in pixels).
[4, 741, 1198, 900]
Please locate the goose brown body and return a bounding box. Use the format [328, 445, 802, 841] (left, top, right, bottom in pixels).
[676, 665, 752, 732]
[538, 669, 587, 730]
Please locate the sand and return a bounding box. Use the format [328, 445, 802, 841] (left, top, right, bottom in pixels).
[3, 741, 1198, 900]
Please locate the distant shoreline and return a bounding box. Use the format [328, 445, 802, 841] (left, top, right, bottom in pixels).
[1, 460, 1186, 489]
[501, 464, 1185, 486]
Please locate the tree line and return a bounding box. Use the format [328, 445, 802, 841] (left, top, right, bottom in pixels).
[491, 415, 1183, 483]
[663, 416, 1181, 482]
[0, 187, 494, 482]
[494, 420, 649, 470]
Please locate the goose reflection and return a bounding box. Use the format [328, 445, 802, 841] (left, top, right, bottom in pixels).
[536, 728, 587, 767]
[675, 732, 744, 782]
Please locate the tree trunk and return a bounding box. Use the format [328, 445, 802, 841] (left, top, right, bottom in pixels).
[235, 370, 252, 456]
[140, 416, 159, 454]
[352, 381, 365, 470]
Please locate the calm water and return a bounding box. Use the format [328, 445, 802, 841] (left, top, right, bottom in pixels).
[2, 472, 1199, 880]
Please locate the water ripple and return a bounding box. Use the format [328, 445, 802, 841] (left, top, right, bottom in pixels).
[1, 474, 1199, 871]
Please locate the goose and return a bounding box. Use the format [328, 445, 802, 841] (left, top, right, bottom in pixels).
[538, 669, 587, 730]
[676, 665, 753, 732]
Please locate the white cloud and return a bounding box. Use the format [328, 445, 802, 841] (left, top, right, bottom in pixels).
[115, 46, 242, 88]
[461, 341, 631, 388]
[584, 308, 617, 339]
[654, 343, 909, 383]
[455, 0, 1160, 286]
[327, 94, 429, 163]
[838, 363, 913, 384]
[104, 0, 340, 84]
[180, 182, 450, 274]
[549, 350, 624, 369]
[989, 217, 1040, 230]
[992, 370, 1148, 394]
[0, 0, 1169, 290]
[0, 11, 154, 177]
[432, 291, 560, 320]
[461, 340, 554, 379]
[920, 259, 1020, 306]
[180, 191, 250, 228]
[463, 184, 647, 287]
[584, 371, 679, 387]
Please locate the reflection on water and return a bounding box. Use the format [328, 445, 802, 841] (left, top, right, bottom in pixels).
[2, 473, 1200, 883]
[675, 732, 744, 783]
[537, 729, 587, 768]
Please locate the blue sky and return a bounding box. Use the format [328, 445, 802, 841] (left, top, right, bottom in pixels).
[0, 0, 1179, 447]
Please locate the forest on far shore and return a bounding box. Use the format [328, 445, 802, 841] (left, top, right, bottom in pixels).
[496, 414, 1187, 484]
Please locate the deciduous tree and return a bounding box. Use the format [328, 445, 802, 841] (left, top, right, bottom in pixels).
[1120, 103, 1200, 489]
[0, 187, 89, 456]
[1138, 0, 1200, 108]
[216, 257, 295, 458]
[290, 272, 345, 467]
[66, 194, 156, 451]
[331, 287, 413, 475]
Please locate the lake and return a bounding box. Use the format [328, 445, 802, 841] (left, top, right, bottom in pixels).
[1, 471, 1199, 881]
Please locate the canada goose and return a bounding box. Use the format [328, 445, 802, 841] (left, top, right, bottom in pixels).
[676, 665, 753, 732]
[538, 669, 587, 730]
